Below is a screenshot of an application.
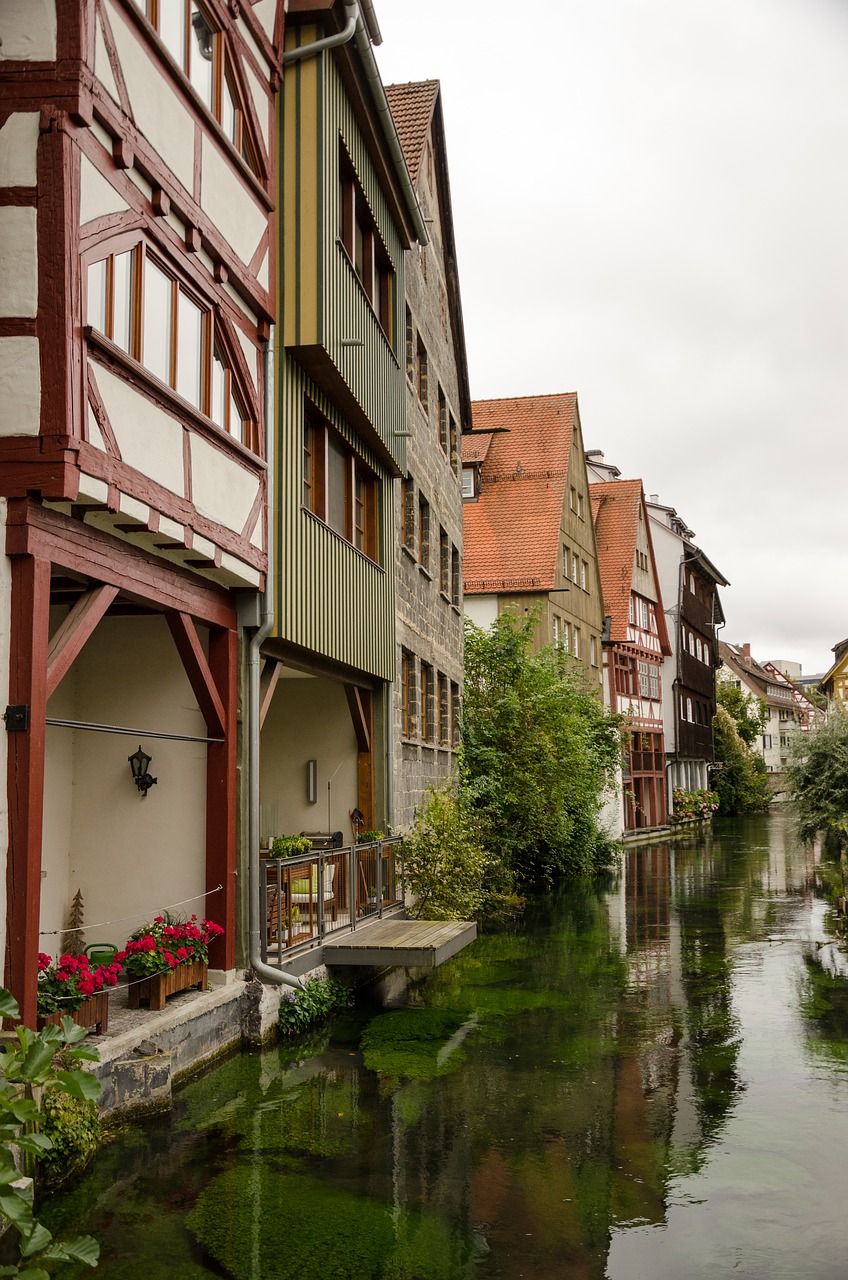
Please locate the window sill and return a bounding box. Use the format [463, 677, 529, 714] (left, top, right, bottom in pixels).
[401, 543, 417, 563]
[439, 590, 451, 604]
[418, 564, 433, 581]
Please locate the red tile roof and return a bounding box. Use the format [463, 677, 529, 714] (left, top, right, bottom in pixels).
[590, 479, 669, 650]
[463, 394, 577, 594]
[385, 81, 439, 184]
[460, 432, 492, 464]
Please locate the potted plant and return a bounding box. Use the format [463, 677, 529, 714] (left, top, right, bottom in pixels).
[37, 951, 122, 1035]
[117, 915, 224, 1012]
[271, 834, 312, 859]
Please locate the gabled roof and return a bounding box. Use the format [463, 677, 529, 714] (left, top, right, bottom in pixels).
[719, 642, 788, 708]
[462, 393, 578, 594]
[460, 432, 493, 465]
[590, 479, 670, 652]
[384, 81, 439, 186]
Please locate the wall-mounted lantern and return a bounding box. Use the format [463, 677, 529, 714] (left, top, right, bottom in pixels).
[128, 745, 157, 798]
[306, 759, 317, 805]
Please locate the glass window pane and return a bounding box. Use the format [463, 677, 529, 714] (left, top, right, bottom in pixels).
[327, 433, 347, 536]
[222, 74, 237, 146]
[189, 3, 214, 109]
[229, 390, 243, 444]
[159, 1, 186, 71]
[112, 250, 133, 353]
[176, 289, 203, 408]
[211, 348, 226, 429]
[143, 259, 173, 385]
[87, 258, 107, 333]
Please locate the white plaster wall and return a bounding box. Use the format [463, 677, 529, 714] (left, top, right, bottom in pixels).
[252, 0, 276, 39]
[79, 154, 129, 226]
[0, 504, 10, 982]
[0, 0, 56, 62]
[0, 113, 39, 186]
[260, 676, 358, 844]
[463, 596, 498, 631]
[41, 615, 208, 954]
[0, 209, 37, 317]
[96, 364, 185, 495]
[189, 434, 259, 532]
[200, 136, 266, 266]
[107, 0, 195, 191]
[0, 337, 41, 436]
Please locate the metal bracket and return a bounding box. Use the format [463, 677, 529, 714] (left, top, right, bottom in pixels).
[3, 706, 29, 732]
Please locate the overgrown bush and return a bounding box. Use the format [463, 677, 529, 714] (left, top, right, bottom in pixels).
[37, 1082, 100, 1188]
[402, 781, 516, 921]
[712, 705, 770, 815]
[277, 976, 351, 1038]
[462, 610, 622, 883]
[786, 709, 848, 846]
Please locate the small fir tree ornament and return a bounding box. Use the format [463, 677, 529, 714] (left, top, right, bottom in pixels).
[61, 887, 85, 958]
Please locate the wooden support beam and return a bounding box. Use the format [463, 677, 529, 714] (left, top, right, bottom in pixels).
[5, 556, 52, 1026]
[345, 686, 374, 829]
[259, 658, 281, 729]
[344, 684, 371, 753]
[46, 583, 118, 699]
[165, 612, 226, 738]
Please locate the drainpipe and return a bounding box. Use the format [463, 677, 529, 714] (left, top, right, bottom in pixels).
[282, 0, 359, 65]
[248, 329, 304, 990]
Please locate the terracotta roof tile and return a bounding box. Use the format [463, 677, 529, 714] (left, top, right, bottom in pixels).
[460, 432, 491, 464]
[463, 394, 577, 594]
[385, 81, 439, 184]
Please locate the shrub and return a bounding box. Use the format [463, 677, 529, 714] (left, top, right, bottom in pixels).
[786, 709, 848, 845]
[278, 977, 351, 1038]
[672, 788, 719, 820]
[712, 706, 770, 815]
[37, 1083, 100, 1187]
[271, 834, 312, 858]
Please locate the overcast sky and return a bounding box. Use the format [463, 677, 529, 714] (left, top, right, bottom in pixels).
[374, 0, 848, 676]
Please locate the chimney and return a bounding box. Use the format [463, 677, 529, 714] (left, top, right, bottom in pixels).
[742, 643, 751, 660]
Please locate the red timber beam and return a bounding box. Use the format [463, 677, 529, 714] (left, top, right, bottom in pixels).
[345, 686, 374, 830]
[46, 584, 119, 699]
[5, 557, 51, 1027]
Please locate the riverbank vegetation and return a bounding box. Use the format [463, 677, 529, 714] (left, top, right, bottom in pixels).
[712, 684, 770, 815]
[786, 709, 848, 848]
[405, 611, 622, 918]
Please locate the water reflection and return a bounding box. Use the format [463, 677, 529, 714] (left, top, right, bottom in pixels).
[43, 814, 848, 1280]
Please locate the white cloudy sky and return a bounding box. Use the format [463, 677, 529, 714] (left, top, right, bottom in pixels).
[374, 0, 848, 676]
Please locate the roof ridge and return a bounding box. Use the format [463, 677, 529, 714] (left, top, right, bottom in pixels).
[472, 391, 578, 406]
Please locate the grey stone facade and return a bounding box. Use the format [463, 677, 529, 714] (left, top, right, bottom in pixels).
[386, 84, 471, 831]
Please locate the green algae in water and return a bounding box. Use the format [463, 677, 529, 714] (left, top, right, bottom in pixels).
[360, 1008, 469, 1090]
[186, 1167, 473, 1280]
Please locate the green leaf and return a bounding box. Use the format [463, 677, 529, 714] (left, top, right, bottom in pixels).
[1, 1098, 39, 1125]
[57, 1019, 89, 1045]
[0, 990, 19, 1021]
[63, 1043, 100, 1063]
[16, 1269, 51, 1279]
[0, 1190, 35, 1233]
[44, 1236, 100, 1267]
[12, 1134, 52, 1158]
[19, 1221, 52, 1257]
[55, 1069, 100, 1102]
[16, 1042, 55, 1085]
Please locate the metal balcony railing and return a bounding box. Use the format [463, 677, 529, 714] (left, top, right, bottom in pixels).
[260, 838, 404, 965]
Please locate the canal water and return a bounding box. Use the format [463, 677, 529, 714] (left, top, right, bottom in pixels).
[43, 813, 848, 1279]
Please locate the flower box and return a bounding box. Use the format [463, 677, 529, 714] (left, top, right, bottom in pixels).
[127, 960, 208, 1012]
[37, 990, 110, 1035]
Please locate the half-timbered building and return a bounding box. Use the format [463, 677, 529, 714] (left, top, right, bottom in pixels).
[718, 642, 801, 773]
[462, 393, 605, 686]
[591, 480, 672, 831]
[0, 0, 283, 1021]
[255, 0, 428, 847]
[385, 79, 470, 828]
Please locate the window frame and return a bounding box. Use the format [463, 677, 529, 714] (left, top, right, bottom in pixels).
[302, 402, 381, 564]
[339, 146, 395, 345]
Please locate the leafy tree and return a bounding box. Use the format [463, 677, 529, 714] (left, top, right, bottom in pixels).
[462, 609, 622, 883]
[711, 705, 770, 815]
[786, 709, 848, 846]
[716, 681, 768, 747]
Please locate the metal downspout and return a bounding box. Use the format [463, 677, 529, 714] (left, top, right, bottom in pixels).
[248, 329, 304, 990]
[282, 0, 358, 65]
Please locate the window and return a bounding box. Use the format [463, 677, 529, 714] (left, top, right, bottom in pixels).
[569, 486, 576, 511]
[139, 1, 260, 174]
[401, 650, 416, 738]
[563, 544, 570, 577]
[302, 405, 379, 562]
[553, 615, 561, 647]
[340, 149, 394, 339]
[439, 528, 450, 595]
[416, 337, 428, 410]
[450, 681, 460, 747]
[86, 243, 252, 447]
[449, 414, 458, 474]
[461, 467, 476, 500]
[577, 492, 584, 520]
[405, 308, 414, 381]
[402, 479, 415, 551]
[438, 388, 448, 454]
[687, 697, 693, 722]
[573, 627, 580, 659]
[417, 495, 430, 571]
[649, 664, 660, 699]
[438, 673, 449, 745]
[421, 663, 435, 742]
[590, 635, 598, 666]
[562, 620, 571, 652]
[581, 560, 588, 591]
[571, 552, 579, 584]
[638, 660, 650, 697]
[451, 545, 460, 608]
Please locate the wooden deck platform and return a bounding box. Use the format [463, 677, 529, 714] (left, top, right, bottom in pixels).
[323, 918, 477, 970]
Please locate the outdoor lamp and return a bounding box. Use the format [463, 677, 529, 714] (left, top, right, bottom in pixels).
[128, 745, 157, 798]
[306, 759, 318, 804]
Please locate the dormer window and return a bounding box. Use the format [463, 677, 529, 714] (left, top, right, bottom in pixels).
[461, 466, 477, 500]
